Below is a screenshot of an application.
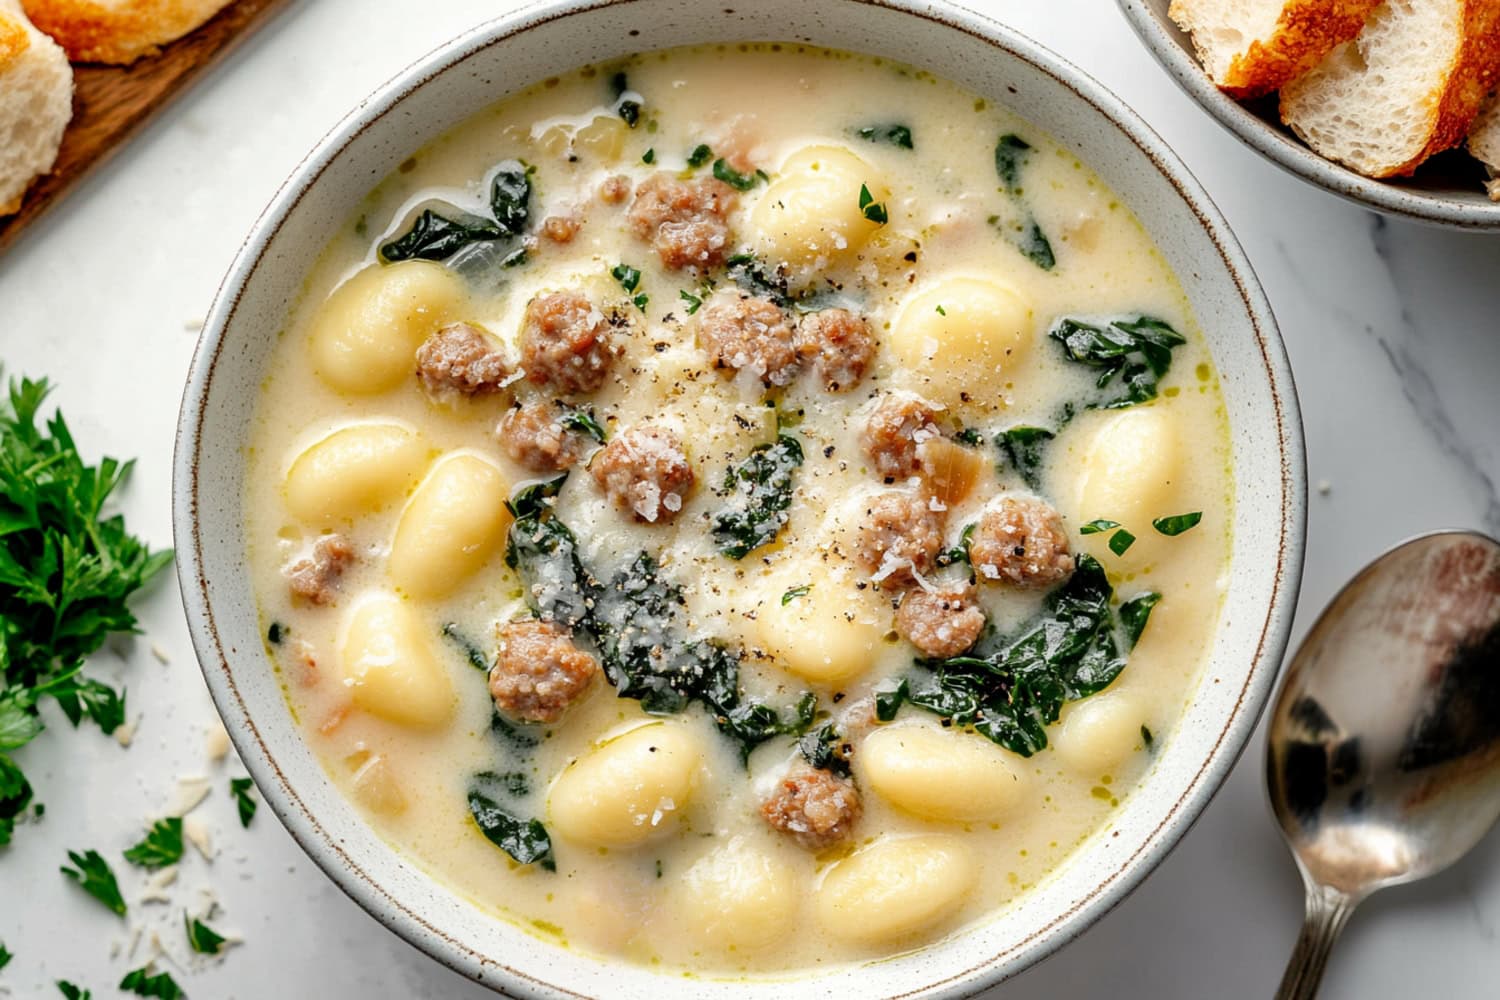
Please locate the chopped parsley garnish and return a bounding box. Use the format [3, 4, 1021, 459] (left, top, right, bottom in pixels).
[1108, 528, 1137, 556]
[858, 183, 889, 225]
[954, 427, 983, 446]
[711, 433, 804, 560]
[935, 304, 946, 316]
[0, 940, 10, 970]
[781, 584, 812, 605]
[678, 289, 703, 314]
[229, 777, 257, 828]
[610, 263, 642, 292]
[712, 158, 762, 191]
[1153, 511, 1203, 536]
[632, 292, 649, 313]
[0, 377, 171, 846]
[118, 966, 183, 999]
[686, 143, 713, 168]
[61, 849, 125, 916]
[642, 147, 655, 164]
[123, 817, 184, 870]
[57, 983, 91, 1000]
[856, 123, 914, 149]
[185, 914, 227, 955]
[877, 555, 1161, 756]
[1079, 519, 1121, 534]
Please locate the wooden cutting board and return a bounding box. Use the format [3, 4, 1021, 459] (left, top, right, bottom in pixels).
[0, 0, 293, 256]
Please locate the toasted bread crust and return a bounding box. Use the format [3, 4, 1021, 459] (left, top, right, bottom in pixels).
[1407, 0, 1500, 177]
[0, 8, 31, 75]
[20, 0, 232, 64]
[1222, 0, 1382, 98]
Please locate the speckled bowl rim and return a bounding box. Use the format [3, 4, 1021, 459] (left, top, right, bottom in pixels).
[173, 2, 1307, 997]
[1115, 0, 1500, 230]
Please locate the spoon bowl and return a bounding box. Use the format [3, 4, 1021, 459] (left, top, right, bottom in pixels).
[1268, 531, 1500, 998]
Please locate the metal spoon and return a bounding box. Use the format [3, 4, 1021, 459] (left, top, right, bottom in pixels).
[1268, 530, 1500, 999]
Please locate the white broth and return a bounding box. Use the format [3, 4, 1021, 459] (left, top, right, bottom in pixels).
[244, 43, 1232, 976]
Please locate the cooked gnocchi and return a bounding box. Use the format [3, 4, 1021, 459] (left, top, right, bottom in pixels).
[246, 44, 1230, 977]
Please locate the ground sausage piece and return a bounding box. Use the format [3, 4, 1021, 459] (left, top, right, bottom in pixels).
[796, 308, 875, 392]
[285, 535, 355, 606]
[590, 424, 694, 523]
[895, 582, 987, 658]
[969, 496, 1075, 589]
[852, 491, 945, 583]
[415, 323, 510, 397]
[519, 291, 620, 394]
[626, 173, 737, 271]
[860, 392, 945, 481]
[761, 765, 862, 850]
[541, 215, 580, 243]
[497, 401, 590, 473]
[490, 619, 599, 723]
[598, 174, 632, 205]
[696, 293, 799, 386]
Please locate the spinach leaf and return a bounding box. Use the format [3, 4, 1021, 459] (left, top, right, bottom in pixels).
[1119, 592, 1161, 648]
[505, 473, 568, 520]
[686, 143, 714, 168]
[996, 425, 1055, 490]
[440, 623, 489, 672]
[379, 209, 503, 263]
[60, 849, 125, 916]
[558, 404, 608, 445]
[798, 723, 852, 777]
[1049, 315, 1187, 409]
[229, 776, 257, 828]
[992, 133, 1055, 271]
[488, 161, 532, 237]
[1153, 511, 1203, 536]
[712, 158, 762, 191]
[877, 555, 1159, 757]
[468, 786, 555, 870]
[711, 433, 803, 560]
[504, 477, 593, 630]
[122, 817, 183, 870]
[856, 123, 914, 149]
[937, 522, 976, 569]
[858, 183, 889, 225]
[491, 712, 543, 752]
[610, 71, 642, 128]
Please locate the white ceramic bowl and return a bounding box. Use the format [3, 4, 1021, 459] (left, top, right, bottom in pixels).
[1117, 0, 1500, 229]
[174, 2, 1306, 997]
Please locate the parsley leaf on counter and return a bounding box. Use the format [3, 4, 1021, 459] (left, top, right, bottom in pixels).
[60, 849, 126, 915]
[0, 377, 171, 847]
[57, 983, 91, 1000]
[123, 818, 184, 870]
[185, 914, 227, 955]
[229, 777, 257, 828]
[119, 966, 183, 999]
[0, 940, 10, 969]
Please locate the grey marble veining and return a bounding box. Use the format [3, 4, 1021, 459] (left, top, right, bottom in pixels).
[1, 1, 1498, 997]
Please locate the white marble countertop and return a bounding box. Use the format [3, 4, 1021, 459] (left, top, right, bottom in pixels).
[3, 1, 1498, 996]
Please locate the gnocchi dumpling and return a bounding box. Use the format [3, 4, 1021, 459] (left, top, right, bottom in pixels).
[751, 145, 888, 272]
[1053, 690, 1149, 773]
[673, 837, 798, 951]
[815, 835, 977, 945]
[309, 260, 465, 395]
[339, 593, 454, 729]
[283, 422, 427, 525]
[547, 722, 703, 848]
[889, 276, 1034, 410]
[1072, 407, 1182, 566]
[860, 725, 1027, 823]
[754, 567, 884, 685]
[388, 453, 512, 599]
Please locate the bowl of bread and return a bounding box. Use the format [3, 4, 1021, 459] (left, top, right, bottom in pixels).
[1118, 0, 1500, 228]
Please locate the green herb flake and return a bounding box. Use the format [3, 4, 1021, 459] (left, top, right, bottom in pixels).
[858, 183, 889, 225]
[855, 123, 914, 149]
[610, 263, 642, 293]
[642, 148, 656, 164]
[954, 427, 983, 446]
[992, 133, 1056, 271]
[123, 817, 184, 870]
[997, 426, 1055, 491]
[185, 914, 227, 955]
[60, 849, 125, 916]
[468, 783, 554, 871]
[266, 621, 285, 645]
[686, 143, 713, 168]
[1141, 724, 1155, 750]
[798, 723, 852, 777]
[633, 292, 649, 313]
[781, 584, 812, 605]
[57, 983, 91, 1000]
[1079, 519, 1121, 535]
[678, 289, 703, 315]
[0, 941, 11, 970]
[118, 966, 183, 999]
[558, 404, 608, 445]
[441, 623, 489, 672]
[611, 72, 642, 128]
[935, 304, 946, 316]
[937, 523, 976, 568]
[0, 377, 172, 846]
[1108, 529, 1137, 556]
[712, 158, 760, 191]
[229, 777, 257, 828]
[1152, 511, 1203, 536]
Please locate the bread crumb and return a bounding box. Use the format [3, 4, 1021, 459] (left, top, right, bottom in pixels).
[170, 776, 213, 817]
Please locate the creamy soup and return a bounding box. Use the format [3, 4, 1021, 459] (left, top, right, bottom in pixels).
[245, 44, 1231, 977]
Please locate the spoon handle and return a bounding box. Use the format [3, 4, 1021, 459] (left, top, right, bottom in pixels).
[1275, 885, 1357, 1000]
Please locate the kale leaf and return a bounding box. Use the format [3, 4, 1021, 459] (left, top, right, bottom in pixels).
[876, 555, 1160, 757]
[996, 425, 1055, 491]
[1049, 316, 1187, 409]
[467, 784, 554, 870]
[488, 162, 531, 237]
[504, 476, 593, 630]
[711, 433, 803, 560]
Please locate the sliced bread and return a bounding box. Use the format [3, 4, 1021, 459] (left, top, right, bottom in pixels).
[1281, 0, 1500, 178]
[0, 0, 73, 216]
[1169, 0, 1382, 98]
[20, 0, 234, 64]
[1471, 94, 1500, 199]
